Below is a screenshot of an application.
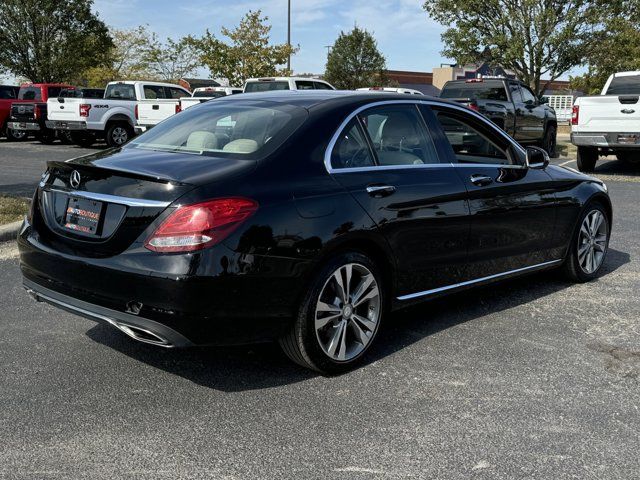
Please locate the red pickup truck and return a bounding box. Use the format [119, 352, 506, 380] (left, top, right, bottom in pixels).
[7, 83, 74, 143]
[0, 85, 26, 141]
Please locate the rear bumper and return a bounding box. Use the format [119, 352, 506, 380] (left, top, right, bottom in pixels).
[18, 221, 309, 347]
[134, 125, 148, 134]
[8, 121, 40, 131]
[571, 131, 640, 148]
[45, 120, 87, 131]
[24, 278, 194, 348]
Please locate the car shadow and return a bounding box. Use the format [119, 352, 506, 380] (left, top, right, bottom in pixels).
[86, 248, 631, 391]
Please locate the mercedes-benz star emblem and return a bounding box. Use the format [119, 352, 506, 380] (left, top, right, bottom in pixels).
[70, 170, 81, 188]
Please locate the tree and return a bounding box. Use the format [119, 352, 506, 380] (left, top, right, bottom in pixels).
[570, 17, 640, 94]
[146, 37, 201, 83]
[187, 10, 296, 86]
[0, 0, 112, 83]
[324, 27, 387, 90]
[423, 0, 621, 95]
[83, 25, 156, 87]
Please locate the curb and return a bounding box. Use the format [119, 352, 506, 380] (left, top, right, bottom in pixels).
[0, 220, 22, 243]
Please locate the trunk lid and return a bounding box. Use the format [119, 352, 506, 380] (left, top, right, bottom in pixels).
[47, 97, 82, 122]
[34, 148, 256, 257]
[11, 103, 37, 121]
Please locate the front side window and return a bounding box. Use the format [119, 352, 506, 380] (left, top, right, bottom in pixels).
[127, 101, 307, 159]
[313, 82, 334, 90]
[360, 105, 439, 166]
[508, 83, 523, 103]
[434, 111, 514, 165]
[166, 87, 188, 99]
[331, 120, 376, 169]
[105, 84, 136, 100]
[520, 86, 537, 104]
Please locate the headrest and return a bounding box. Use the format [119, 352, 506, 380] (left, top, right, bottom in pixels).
[223, 139, 258, 154]
[186, 131, 218, 151]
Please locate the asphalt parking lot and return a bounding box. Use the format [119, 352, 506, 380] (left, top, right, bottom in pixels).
[0, 140, 638, 479]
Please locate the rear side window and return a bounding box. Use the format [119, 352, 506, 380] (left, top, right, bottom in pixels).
[18, 87, 41, 100]
[606, 75, 640, 95]
[313, 82, 334, 90]
[440, 82, 507, 101]
[127, 101, 307, 160]
[331, 120, 376, 169]
[105, 84, 136, 100]
[0, 86, 17, 99]
[244, 81, 290, 93]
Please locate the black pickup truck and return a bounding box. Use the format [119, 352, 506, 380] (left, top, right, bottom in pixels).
[440, 78, 558, 157]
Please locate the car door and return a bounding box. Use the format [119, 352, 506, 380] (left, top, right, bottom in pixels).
[429, 105, 557, 280]
[518, 84, 546, 142]
[328, 102, 471, 296]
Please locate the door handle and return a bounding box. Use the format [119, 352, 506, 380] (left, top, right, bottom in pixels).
[366, 185, 396, 197]
[470, 174, 493, 186]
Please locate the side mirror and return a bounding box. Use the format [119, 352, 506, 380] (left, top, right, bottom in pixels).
[526, 146, 549, 169]
[538, 96, 549, 105]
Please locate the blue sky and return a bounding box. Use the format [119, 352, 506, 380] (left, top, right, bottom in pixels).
[93, 0, 451, 75]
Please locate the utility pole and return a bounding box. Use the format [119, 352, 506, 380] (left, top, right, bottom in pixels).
[325, 45, 332, 60]
[287, 0, 291, 72]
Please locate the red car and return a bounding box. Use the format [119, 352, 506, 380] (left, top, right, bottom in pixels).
[0, 85, 26, 141]
[7, 83, 74, 143]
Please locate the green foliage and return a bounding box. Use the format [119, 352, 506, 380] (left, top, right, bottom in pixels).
[83, 25, 156, 87]
[324, 27, 387, 90]
[570, 17, 640, 94]
[145, 37, 200, 83]
[423, 0, 621, 95]
[187, 11, 296, 86]
[0, 0, 112, 83]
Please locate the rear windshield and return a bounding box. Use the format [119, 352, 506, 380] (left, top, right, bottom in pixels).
[605, 75, 640, 95]
[244, 81, 290, 93]
[440, 81, 508, 101]
[127, 100, 307, 159]
[60, 88, 105, 99]
[193, 91, 226, 98]
[18, 87, 42, 101]
[105, 83, 136, 100]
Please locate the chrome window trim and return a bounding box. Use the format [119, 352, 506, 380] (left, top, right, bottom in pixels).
[324, 99, 527, 174]
[45, 187, 171, 208]
[397, 259, 563, 301]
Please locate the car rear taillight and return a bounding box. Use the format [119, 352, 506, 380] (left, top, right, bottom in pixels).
[34, 106, 40, 120]
[175, 104, 182, 114]
[468, 102, 480, 112]
[571, 105, 579, 125]
[145, 198, 258, 253]
[134, 104, 139, 120]
[80, 104, 91, 117]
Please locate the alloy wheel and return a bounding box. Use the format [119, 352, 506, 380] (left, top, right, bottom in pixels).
[112, 127, 128, 145]
[578, 209, 608, 274]
[314, 263, 380, 362]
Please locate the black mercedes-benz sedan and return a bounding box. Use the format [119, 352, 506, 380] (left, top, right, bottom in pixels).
[19, 91, 612, 373]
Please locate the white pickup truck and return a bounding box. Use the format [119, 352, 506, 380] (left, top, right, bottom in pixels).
[571, 71, 640, 171]
[46, 80, 190, 147]
[135, 86, 243, 134]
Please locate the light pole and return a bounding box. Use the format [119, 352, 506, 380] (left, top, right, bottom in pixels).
[287, 0, 291, 72]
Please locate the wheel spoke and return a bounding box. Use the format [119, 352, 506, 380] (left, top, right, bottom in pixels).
[344, 264, 352, 300]
[353, 285, 379, 307]
[326, 323, 344, 357]
[352, 313, 376, 332]
[578, 242, 590, 257]
[337, 322, 348, 360]
[350, 318, 369, 345]
[332, 270, 347, 303]
[316, 313, 341, 330]
[317, 301, 341, 314]
[350, 274, 374, 305]
[593, 212, 604, 234]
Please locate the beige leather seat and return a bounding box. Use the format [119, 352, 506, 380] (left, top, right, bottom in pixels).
[186, 131, 218, 151]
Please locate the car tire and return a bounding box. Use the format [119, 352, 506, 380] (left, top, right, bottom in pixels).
[36, 130, 56, 145]
[106, 122, 132, 148]
[562, 202, 610, 283]
[58, 131, 74, 145]
[542, 125, 558, 158]
[5, 127, 27, 141]
[279, 251, 386, 374]
[576, 146, 598, 172]
[70, 132, 95, 148]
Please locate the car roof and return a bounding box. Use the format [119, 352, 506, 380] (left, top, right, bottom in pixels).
[245, 77, 331, 82]
[210, 89, 450, 110]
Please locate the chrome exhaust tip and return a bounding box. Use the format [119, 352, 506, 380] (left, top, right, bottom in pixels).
[112, 322, 173, 347]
